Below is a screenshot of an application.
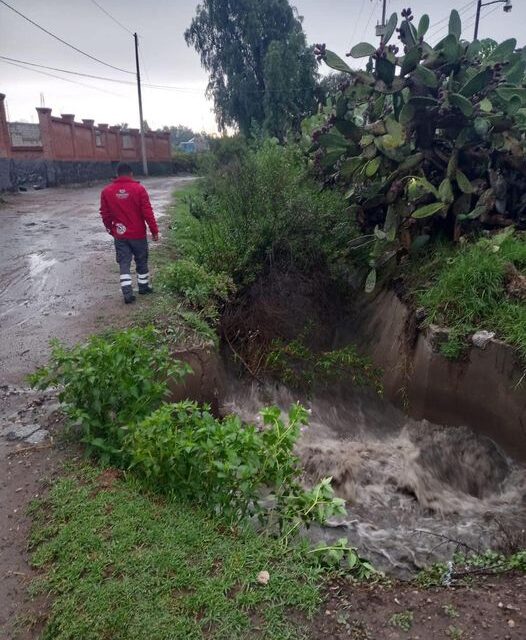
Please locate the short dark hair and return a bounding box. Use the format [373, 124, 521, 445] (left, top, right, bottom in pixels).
[116, 162, 133, 176]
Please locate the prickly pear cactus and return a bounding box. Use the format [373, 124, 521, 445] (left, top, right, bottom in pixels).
[309, 8, 526, 289]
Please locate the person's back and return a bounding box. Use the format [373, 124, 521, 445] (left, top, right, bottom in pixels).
[100, 162, 159, 304]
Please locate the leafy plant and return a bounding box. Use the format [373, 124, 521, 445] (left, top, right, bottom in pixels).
[265, 338, 383, 394]
[389, 611, 413, 631]
[311, 8, 526, 288]
[29, 327, 191, 463]
[127, 401, 347, 536]
[307, 537, 376, 580]
[158, 258, 235, 317]
[173, 140, 354, 288]
[443, 604, 460, 619]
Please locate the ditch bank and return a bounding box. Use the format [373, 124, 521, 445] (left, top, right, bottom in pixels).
[337, 288, 526, 462]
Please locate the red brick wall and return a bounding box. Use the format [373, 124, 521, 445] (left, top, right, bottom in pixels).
[0, 97, 171, 164]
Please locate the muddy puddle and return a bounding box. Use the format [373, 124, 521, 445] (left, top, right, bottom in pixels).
[222, 382, 526, 578]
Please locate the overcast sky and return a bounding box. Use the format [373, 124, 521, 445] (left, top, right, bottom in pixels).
[1, 0, 524, 132]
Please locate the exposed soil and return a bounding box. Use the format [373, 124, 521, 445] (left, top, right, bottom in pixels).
[305, 573, 526, 640]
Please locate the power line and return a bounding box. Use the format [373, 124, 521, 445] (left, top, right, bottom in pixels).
[89, 0, 133, 35]
[0, 59, 124, 97]
[363, 1, 378, 37]
[0, 55, 203, 93]
[349, 0, 367, 48]
[427, 1, 477, 41]
[0, 0, 134, 75]
[463, 4, 501, 34]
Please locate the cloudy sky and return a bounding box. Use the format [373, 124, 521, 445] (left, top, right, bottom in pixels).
[1, 0, 524, 132]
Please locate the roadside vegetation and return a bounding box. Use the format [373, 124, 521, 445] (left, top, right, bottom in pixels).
[20, 4, 526, 639]
[407, 229, 526, 359]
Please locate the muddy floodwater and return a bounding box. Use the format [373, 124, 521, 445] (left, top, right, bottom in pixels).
[223, 383, 526, 578]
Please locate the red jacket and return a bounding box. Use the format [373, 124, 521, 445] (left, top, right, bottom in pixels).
[100, 176, 159, 240]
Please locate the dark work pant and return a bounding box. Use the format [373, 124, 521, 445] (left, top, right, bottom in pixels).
[114, 238, 150, 295]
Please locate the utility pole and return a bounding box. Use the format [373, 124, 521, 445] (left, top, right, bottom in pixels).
[133, 32, 148, 176]
[474, 0, 512, 40]
[375, 0, 388, 40]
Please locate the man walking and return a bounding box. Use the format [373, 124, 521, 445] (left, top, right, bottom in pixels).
[100, 162, 159, 304]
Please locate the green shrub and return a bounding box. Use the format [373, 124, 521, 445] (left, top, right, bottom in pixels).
[173, 140, 355, 288]
[127, 401, 346, 531]
[29, 327, 191, 463]
[172, 150, 197, 174]
[158, 258, 234, 314]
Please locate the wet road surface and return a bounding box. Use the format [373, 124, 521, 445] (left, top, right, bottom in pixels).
[0, 176, 194, 638]
[0, 176, 192, 383]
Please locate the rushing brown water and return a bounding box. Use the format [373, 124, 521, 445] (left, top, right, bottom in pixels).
[222, 383, 526, 577]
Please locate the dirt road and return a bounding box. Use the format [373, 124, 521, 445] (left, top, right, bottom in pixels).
[0, 176, 192, 638]
[0, 176, 192, 383]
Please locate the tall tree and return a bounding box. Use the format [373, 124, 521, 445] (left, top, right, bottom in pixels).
[185, 0, 318, 139]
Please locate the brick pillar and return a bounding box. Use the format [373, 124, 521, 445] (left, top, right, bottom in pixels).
[128, 128, 140, 160]
[98, 124, 109, 160]
[82, 119, 96, 159]
[61, 114, 76, 158]
[0, 94, 10, 158]
[36, 107, 54, 159]
[109, 125, 121, 160]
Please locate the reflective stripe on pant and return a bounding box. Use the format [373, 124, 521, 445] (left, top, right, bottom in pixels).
[137, 271, 150, 290]
[114, 237, 149, 295]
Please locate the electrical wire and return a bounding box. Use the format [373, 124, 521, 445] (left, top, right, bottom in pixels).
[363, 1, 378, 38]
[89, 0, 133, 35]
[0, 55, 203, 93]
[0, 0, 134, 74]
[463, 4, 501, 35]
[426, 1, 477, 41]
[1, 59, 124, 96]
[349, 0, 367, 48]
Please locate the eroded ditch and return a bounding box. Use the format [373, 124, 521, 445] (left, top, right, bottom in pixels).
[220, 377, 526, 578]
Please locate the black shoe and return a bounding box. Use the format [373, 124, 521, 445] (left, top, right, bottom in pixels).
[138, 285, 154, 295]
[124, 293, 136, 304]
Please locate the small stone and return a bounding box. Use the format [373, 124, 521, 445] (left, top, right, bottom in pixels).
[472, 330, 495, 349]
[507, 620, 515, 628]
[25, 429, 49, 444]
[3, 423, 40, 440]
[257, 570, 270, 585]
[498, 602, 504, 608]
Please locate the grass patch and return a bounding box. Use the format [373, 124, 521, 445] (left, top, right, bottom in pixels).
[29, 466, 322, 640]
[407, 231, 526, 360]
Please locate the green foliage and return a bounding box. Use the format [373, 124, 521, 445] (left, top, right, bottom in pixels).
[311, 8, 526, 288]
[307, 537, 376, 580]
[389, 611, 413, 631]
[127, 401, 347, 534]
[171, 150, 198, 174]
[413, 231, 526, 360]
[158, 258, 235, 317]
[29, 467, 322, 640]
[265, 338, 383, 394]
[31, 329, 373, 576]
[173, 140, 354, 288]
[185, 0, 318, 138]
[28, 328, 191, 464]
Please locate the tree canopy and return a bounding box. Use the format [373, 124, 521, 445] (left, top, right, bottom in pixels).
[185, 0, 318, 139]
